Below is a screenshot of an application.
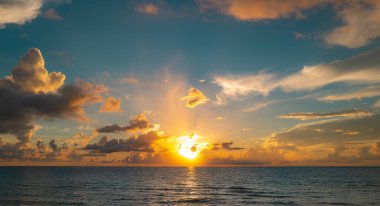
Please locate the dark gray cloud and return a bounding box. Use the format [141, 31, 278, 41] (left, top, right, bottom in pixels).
[0, 79, 105, 144]
[36, 139, 47, 153]
[0, 138, 81, 161]
[96, 114, 154, 133]
[0, 48, 106, 145]
[211, 142, 245, 150]
[0, 142, 33, 159]
[84, 131, 165, 153]
[49, 139, 58, 152]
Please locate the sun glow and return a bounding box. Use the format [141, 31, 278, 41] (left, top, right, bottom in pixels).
[177, 133, 208, 160]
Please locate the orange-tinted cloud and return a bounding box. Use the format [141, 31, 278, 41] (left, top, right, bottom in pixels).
[4, 48, 65, 93]
[181, 87, 209, 108]
[119, 76, 139, 85]
[99, 96, 122, 113]
[42, 8, 62, 20]
[373, 100, 380, 108]
[199, 0, 326, 21]
[278, 109, 372, 120]
[319, 85, 380, 102]
[200, 1, 380, 48]
[273, 114, 380, 147]
[325, 1, 380, 48]
[136, 3, 159, 15]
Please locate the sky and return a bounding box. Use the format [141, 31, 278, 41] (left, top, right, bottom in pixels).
[0, 0, 380, 166]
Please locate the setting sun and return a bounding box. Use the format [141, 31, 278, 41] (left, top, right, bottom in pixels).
[177, 133, 208, 160]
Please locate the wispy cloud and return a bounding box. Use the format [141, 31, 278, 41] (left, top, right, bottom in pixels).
[213, 72, 276, 104]
[214, 48, 380, 104]
[136, 3, 159, 15]
[119, 76, 139, 85]
[243, 100, 278, 112]
[319, 85, 380, 102]
[277, 109, 372, 120]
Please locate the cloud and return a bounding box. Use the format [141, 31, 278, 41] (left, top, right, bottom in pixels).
[136, 3, 159, 15]
[278, 109, 372, 120]
[211, 141, 244, 150]
[181, 87, 209, 108]
[294, 32, 306, 40]
[198, 0, 327, 21]
[325, 1, 380, 48]
[243, 100, 278, 112]
[214, 48, 380, 104]
[99, 96, 122, 113]
[319, 85, 380, 102]
[0, 78, 105, 144]
[320, 142, 380, 164]
[277, 48, 380, 92]
[4, 48, 65, 93]
[0, 48, 106, 145]
[119, 76, 139, 85]
[271, 114, 380, 147]
[199, 1, 380, 48]
[233, 113, 380, 165]
[373, 100, 380, 108]
[213, 72, 275, 104]
[65, 131, 97, 147]
[0, 0, 43, 28]
[97, 114, 154, 133]
[42, 8, 62, 20]
[0, 138, 81, 161]
[84, 131, 165, 153]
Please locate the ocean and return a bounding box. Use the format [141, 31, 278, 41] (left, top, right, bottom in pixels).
[0, 167, 379, 205]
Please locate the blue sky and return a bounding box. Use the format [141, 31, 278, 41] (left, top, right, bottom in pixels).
[0, 0, 380, 165]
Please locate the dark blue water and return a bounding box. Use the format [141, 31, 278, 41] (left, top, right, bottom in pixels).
[0, 167, 379, 205]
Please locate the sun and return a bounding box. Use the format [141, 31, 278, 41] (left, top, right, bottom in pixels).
[177, 132, 208, 160]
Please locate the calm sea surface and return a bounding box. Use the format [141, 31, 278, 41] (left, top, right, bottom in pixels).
[0, 167, 379, 205]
